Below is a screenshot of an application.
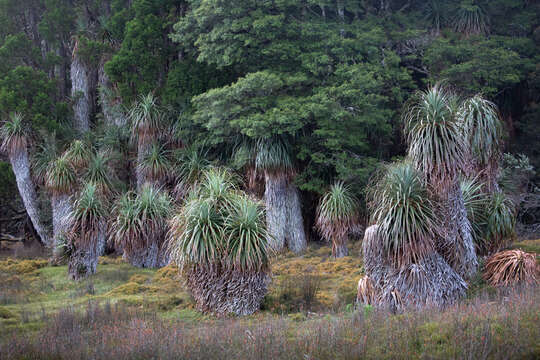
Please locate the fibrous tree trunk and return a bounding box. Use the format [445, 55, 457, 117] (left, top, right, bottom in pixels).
[437, 181, 478, 279]
[123, 235, 169, 268]
[136, 142, 152, 190]
[68, 220, 106, 281]
[98, 59, 127, 127]
[9, 148, 50, 246]
[51, 194, 72, 256]
[264, 174, 306, 254]
[71, 47, 96, 134]
[186, 265, 270, 316]
[333, 236, 348, 258]
[361, 225, 468, 311]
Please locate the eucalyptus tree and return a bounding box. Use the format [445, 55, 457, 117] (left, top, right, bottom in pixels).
[404, 84, 477, 279]
[65, 182, 108, 280]
[0, 113, 50, 245]
[168, 168, 271, 315]
[255, 138, 306, 254]
[316, 182, 359, 258]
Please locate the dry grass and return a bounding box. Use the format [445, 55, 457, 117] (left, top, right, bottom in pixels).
[1, 287, 539, 360]
[484, 250, 539, 287]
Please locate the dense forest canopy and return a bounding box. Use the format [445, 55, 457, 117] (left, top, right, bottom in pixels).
[0, 0, 538, 243]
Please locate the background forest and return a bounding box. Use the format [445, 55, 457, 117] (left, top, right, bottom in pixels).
[0, 0, 539, 258]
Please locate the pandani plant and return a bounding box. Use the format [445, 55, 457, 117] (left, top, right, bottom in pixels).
[255, 137, 306, 254]
[172, 147, 210, 202]
[316, 182, 359, 258]
[137, 143, 173, 187]
[362, 161, 467, 310]
[65, 182, 108, 280]
[110, 184, 172, 268]
[404, 83, 477, 279]
[128, 93, 168, 189]
[0, 112, 50, 245]
[46, 154, 77, 256]
[453, 0, 490, 36]
[483, 250, 538, 287]
[168, 167, 272, 316]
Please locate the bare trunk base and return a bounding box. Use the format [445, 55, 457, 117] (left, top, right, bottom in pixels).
[362, 225, 467, 311]
[333, 239, 348, 258]
[124, 241, 169, 268]
[438, 182, 478, 279]
[265, 174, 306, 254]
[68, 247, 99, 280]
[186, 266, 270, 316]
[51, 194, 72, 260]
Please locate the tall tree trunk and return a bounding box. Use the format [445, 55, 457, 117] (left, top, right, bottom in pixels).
[437, 181, 478, 279]
[265, 174, 288, 251]
[285, 183, 307, 253]
[51, 194, 72, 256]
[9, 148, 50, 246]
[333, 235, 348, 258]
[264, 174, 306, 254]
[98, 59, 127, 127]
[68, 220, 105, 280]
[71, 48, 95, 134]
[136, 141, 151, 190]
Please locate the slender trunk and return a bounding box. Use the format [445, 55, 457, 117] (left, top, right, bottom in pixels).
[285, 183, 307, 253]
[437, 181, 478, 279]
[9, 148, 50, 246]
[55, 44, 67, 98]
[98, 59, 127, 127]
[136, 141, 151, 190]
[71, 51, 92, 134]
[51, 193, 72, 257]
[333, 236, 348, 258]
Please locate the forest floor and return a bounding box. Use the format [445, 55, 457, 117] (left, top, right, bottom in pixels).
[0, 239, 539, 359]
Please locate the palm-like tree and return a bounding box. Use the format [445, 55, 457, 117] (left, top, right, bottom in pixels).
[363, 162, 467, 310]
[65, 182, 107, 280]
[255, 137, 306, 254]
[460, 95, 503, 192]
[0, 113, 50, 245]
[127, 93, 167, 189]
[46, 155, 77, 253]
[316, 182, 359, 258]
[110, 185, 172, 268]
[85, 150, 116, 195]
[453, 0, 490, 36]
[168, 168, 271, 315]
[137, 143, 173, 187]
[404, 84, 477, 279]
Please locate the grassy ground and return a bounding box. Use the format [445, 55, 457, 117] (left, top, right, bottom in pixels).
[0, 239, 538, 359]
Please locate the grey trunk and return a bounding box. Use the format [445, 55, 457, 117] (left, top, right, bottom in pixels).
[67, 221, 106, 280]
[136, 141, 151, 190]
[71, 52, 93, 134]
[51, 194, 72, 256]
[438, 181, 478, 279]
[98, 60, 127, 127]
[333, 237, 348, 258]
[123, 240, 168, 268]
[9, 149, 51, 246]
[264, 174, 306, 254]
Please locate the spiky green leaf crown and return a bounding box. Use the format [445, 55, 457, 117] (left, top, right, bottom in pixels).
[368, 162, 438, 267]
[46, 155, 77, 195]
[255, 137, 294, 176]
[128, 93, 167, 145]
[316, 181, 359, 242]
[0, 112, 27, 155]
[64, 140, 92, 170]
[404, 84, 468, 189]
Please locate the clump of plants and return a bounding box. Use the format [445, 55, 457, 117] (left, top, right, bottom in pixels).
[168, 167, 272, 315]
[361, 84, 513, 311]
